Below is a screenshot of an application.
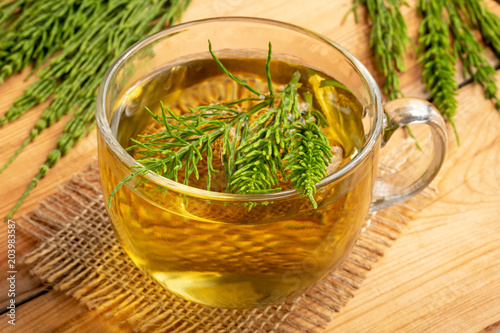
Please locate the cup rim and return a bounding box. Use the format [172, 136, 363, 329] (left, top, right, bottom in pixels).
[96, 16, 383, 202]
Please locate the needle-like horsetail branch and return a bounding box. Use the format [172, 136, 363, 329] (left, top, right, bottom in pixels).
[107, 41, 334, 210]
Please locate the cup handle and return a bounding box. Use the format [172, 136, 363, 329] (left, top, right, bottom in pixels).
[370, 97, 448, 211]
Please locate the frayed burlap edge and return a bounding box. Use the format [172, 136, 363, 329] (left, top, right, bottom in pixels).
[19, 161, 438, 333]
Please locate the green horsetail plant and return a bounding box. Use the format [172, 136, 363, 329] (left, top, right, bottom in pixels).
[417, 0, 459, 141]
[456, 0, 500, 58]
[7, 98, 96, 219]
[0, 0, 107, 83]
[107, 41, 335, 210]
[348, 0, 500, 146]
[230, 71, 302, 196]
[2, 0, 192, 220]
[284, 121, 334, 209]
[346, 0, 410, 101]
[346, 0, 421, 148]
[446, 1, 500, 110]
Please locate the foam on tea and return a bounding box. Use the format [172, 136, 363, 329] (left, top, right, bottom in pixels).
[100, 56, 371, 308]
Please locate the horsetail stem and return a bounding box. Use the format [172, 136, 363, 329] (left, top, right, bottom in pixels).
[2, 0, 192, 220]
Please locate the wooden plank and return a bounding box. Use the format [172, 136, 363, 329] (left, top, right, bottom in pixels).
[1, 0, 500, 332]
[0, 290, 132, 333]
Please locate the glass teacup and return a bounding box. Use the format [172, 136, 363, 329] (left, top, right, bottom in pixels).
[96, 17, 446, 309]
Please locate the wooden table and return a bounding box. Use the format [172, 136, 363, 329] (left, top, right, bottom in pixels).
[1, 0, 500, 332]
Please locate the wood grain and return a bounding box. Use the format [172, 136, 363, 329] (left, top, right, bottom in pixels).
[0, 290, 133, 333]
[1, 0, 500, 332]
[327, 77, 500, 332]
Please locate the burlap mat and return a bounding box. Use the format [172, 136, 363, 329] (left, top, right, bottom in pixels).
[19, 156, 437, 333]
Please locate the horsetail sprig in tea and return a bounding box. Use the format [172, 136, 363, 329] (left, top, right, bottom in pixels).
[108, 41, 334, 209]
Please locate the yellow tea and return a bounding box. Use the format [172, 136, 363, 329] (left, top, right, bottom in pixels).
[98, 56, 372, 308]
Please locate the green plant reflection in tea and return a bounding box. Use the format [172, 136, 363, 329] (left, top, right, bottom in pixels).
[98, 56, 371, 308]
